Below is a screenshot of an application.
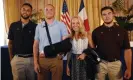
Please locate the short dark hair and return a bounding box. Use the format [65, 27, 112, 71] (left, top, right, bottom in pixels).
[22, 3, 32, 10]
[101, 6, 114, 14]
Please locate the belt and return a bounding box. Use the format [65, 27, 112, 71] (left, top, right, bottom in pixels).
[39, 54, 62, 59]
[102, 58, 119, 62]
[16, 54, 33, 58]
[39, 54, 57, 58]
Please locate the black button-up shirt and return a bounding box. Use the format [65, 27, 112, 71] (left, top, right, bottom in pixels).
[92, 23, 130, 61]
[8, 20, 37, 55]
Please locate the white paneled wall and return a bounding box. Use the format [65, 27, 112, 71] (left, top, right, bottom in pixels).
[0, 0, 6, 46]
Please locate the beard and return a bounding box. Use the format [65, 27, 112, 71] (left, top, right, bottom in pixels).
[21, 14, 30, 20]
[104, 20, 113, 24]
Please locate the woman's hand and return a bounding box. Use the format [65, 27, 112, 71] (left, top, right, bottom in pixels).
[77, 53, 86, 60]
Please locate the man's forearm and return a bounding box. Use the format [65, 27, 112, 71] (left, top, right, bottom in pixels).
[8, 41, 13, 60]
[33, 49, 39, 64]
[124, 49, 132, 70]
[33, 41, 39, 64]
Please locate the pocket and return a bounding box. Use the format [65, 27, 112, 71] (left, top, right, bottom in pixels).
[11, 56, 17, 66]
[39, 57, 44, 65]
[27, 30, 34, 38]
[29, 57, 34, 66]
[97, 32, 105, 41]
[115, 61, 122, 68]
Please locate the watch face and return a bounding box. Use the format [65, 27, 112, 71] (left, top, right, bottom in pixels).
[130, 41, 133, 47]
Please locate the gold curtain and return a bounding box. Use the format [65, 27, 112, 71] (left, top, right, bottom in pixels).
[3, 0, 20, 32]
[4, 0, 102, 32]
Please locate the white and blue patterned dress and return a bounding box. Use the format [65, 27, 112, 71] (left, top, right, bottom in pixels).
[68, 37, 90, 80]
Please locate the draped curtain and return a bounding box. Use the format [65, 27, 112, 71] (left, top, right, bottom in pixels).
[3, 0, 102, 33]
[102, 0, 133, 8]
[101, 0, 133, 16]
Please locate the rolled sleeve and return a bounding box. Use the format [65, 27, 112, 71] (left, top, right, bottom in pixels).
[123, 30, 130, 49]
[34, 24, 40, 41]
[8, 23, 14, 40]
[92, 30, 97, 47]
[59, 22, 68, 37]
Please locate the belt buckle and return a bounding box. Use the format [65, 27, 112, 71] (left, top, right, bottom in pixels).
[109, 58, 118, 62]
[23, 55, 30, 58]
[114, 58, 118, 61]
[17, 54, 32, 58]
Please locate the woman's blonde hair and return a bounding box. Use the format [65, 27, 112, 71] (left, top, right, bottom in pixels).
[70, 16, 86, 39]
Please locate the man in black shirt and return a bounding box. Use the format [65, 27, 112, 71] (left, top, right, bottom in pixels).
[8, 3, 37, 80]
[92, 6, 132, 80]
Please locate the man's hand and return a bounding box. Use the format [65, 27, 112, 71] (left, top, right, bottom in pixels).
[8, 40, 13, 61]
[124, 49, 132, 79]
[66, 64, 70, 76]
[77, 53, 86, 60]
[33, 40, 41, 74]
[124, 68, 131, 79]
[34, 62, 41, 74]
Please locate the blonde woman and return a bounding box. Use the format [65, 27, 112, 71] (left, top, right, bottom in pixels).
[66, 16, 94, 80]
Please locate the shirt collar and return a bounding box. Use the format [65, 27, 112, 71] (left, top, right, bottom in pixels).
[18, 20, 32, 25]
[18, 20, 32, 28]
[41, 19, 57, 28]
[102, 22, 118, 29]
